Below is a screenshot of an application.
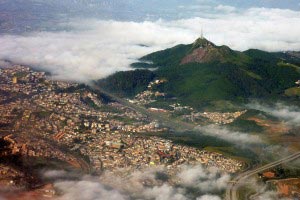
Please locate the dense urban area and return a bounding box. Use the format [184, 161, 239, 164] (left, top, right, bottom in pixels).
[1, 65, 299, 199]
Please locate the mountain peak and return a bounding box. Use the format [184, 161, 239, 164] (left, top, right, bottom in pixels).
[180, 37, 222, 65]
[192, 37, 215, 49]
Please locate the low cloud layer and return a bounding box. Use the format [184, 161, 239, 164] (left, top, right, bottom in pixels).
[47, 165, 230, 200]
[0, 20, 194, 82]
[196, 195, 221, 200]
[0, 7, 300, 81]
[178, 165, 231, 192]
[56, 179, 128, 200]
[256, 191, 282, 200]
[248, 102, 300, 126]
[195, 125, 262, 145]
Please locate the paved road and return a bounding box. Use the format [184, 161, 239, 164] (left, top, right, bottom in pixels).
[92, 85, 300, 200]
[225, 151, 300, 200]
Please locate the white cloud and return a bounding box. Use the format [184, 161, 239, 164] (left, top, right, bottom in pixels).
[178, 4, 212, 11]
[214, 4, 236, 12]
[178, 165, 230, 192]
[248, 102, 300, 126]
[55, 179, 129, 200]
[256, 191, 282, 200]
[49, 165, 228, 200]
[43, 170, 68, 178]
[197, 195, 221, 200]
[195, 125, 262, 145]
[0, 20, 194, 82]
[241, 177, 289, 200]
[1, 7, 300, 81]
[142, 184, 187, 200]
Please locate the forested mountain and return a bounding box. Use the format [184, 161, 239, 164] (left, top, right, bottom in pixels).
[97, 37, 300, 108]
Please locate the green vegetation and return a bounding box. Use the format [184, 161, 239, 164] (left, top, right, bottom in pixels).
[237, 184, 259, 200]
[140, 44, 192, 67]
[131, 62, 156, 68]
[33, 111, 52, 118]
[97, 69, 155, 97]
[56, 84, 112, 103]
[278, 60, 300, 73]
[92, 38, 300, 165]
[81, 96, 99, 109]
[14, 71, 28, 78]
[225, 110, 265, 133]
[60, 119, 67, 127]
[240, 69, 262, 80]
[96, 38, 300, 110]
[110, 115, 137, 124]
[97, 106, 122, 113]
[206, 100, 242, 112]
[55, 83, 87, 93]
[144, 131, 258, 163]
[280, 166, 300, 178]
[204, 146, 253, 163]
[285, 87, 300, 97]
[226, 118, 264, 133]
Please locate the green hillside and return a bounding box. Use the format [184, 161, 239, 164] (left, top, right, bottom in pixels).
[97, 37, 300, 109]
[97, 69, 155, 97]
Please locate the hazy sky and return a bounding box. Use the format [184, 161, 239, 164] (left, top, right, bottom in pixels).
[1, 0, 300, 23]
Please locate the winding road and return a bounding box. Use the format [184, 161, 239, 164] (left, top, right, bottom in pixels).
[225, 151, 300, 200]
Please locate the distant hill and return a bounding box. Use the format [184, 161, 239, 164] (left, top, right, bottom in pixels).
[97, 37, 300, 109]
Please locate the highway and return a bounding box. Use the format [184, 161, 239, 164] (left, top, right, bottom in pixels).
[92, 85, 300, 200]
[225, 151, 300, 200]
